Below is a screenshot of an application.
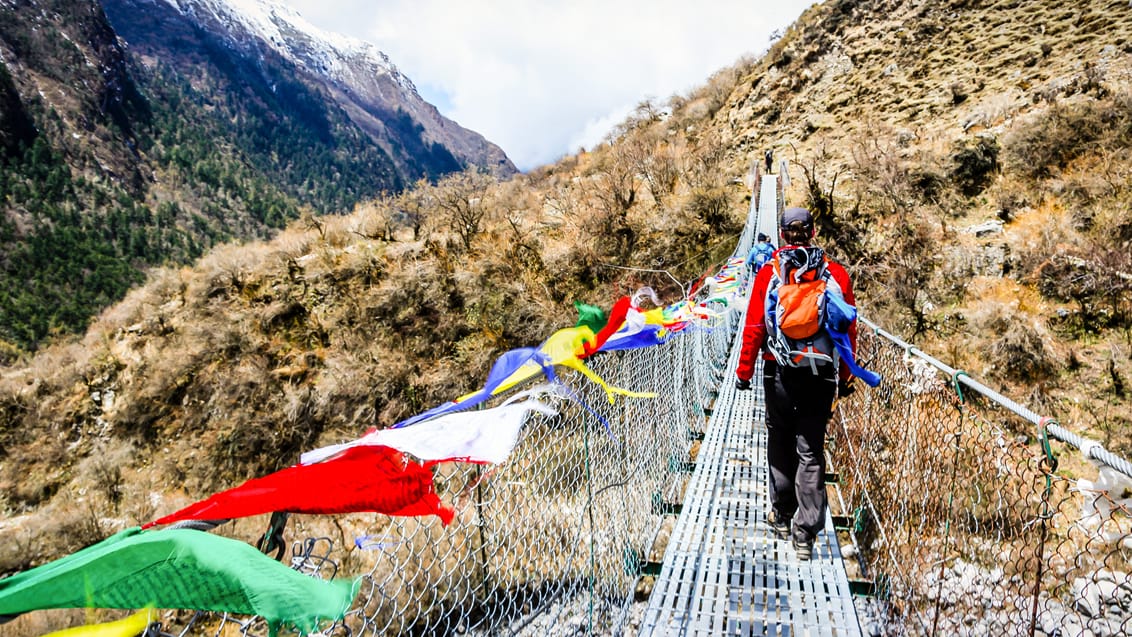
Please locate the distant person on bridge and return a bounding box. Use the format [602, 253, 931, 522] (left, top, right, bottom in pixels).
[733, 207, 859, 561]
[764, 148, 774, 174]
[744, 233, 776, 273]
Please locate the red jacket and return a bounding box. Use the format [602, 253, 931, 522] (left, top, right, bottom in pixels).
[735, 247, 857, 383]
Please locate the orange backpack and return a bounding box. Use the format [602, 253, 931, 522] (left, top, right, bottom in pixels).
[764, 246, 840, 373]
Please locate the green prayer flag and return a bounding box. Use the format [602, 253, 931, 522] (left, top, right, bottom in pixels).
[573, 300, 607, 333]
[0, 527, 359, 634]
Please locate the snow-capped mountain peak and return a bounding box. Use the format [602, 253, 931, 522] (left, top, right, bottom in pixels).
[113, 0, 515, 176]
[158, 0, 417, 97]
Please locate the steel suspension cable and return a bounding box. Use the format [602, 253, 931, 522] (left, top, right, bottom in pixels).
[860, 317, 1132, 478]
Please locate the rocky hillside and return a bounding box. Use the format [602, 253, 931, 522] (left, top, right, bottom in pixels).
[721, 0, 1132, 448]
[2, 0, 1131, 630]
[0, 0, 512, 351]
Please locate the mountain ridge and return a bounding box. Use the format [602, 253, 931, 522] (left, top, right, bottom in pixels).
[127, 0, 514, 177]
[0, 0, 514, 350]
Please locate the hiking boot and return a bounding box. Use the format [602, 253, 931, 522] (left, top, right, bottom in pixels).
[767, 510, 790, 540]
[792, 536, 814, 561]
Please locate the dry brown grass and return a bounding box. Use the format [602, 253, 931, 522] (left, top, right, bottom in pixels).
[726, 0, 1132, 439]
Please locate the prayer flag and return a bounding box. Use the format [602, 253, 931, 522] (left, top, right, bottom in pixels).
[303, 389, 558, 465]
[146, 446, 452, 528]
[580, 296, 631, 357]
[500, 327, 653, 403]
[573, 301, 607, 333]
[601, 324, 668, 352]
[0, 528, 358, 635]
[39, 609, 157, 637]
[392, 347, 554, 429]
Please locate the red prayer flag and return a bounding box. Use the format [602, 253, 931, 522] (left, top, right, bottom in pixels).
[581, 296, 632, 357]
[145, 445, 453, 528]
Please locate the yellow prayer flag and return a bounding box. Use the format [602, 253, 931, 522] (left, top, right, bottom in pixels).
[40, 608, 157, 637]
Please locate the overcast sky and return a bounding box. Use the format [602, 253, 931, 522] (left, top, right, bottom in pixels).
[280, 0, 816, 171]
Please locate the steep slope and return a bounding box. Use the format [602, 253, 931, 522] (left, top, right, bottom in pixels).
[714, 0, 1132, 446]
[0, 0, 150, 184]
[102, 0, 515, 179]
[0, 0, 514, 351]
[725, 0, 1132, 171]
[0, 0, 160, 352]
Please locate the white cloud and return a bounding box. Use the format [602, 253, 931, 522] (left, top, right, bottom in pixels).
[568, 103, 636, 155]
[279, 0, 815, 170]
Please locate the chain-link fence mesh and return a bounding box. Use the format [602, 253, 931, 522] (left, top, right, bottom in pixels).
[143, 290, 742, 637]
[137, 176, 770, 637]
[831, 323, 1132, 637]
[329, 308, 737, 636]
[134, 185, 783, 637]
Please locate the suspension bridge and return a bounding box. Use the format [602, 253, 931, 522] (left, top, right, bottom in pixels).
[635, 174, 861, 636]
[9, 169, 1132, 637]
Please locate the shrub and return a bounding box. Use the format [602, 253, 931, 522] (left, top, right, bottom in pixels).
[866, 218, 940, 338]
[685, 186, 732, 231]
[1037, 254, 1132, 333]
[969, 297, 1058, 386]
[987, 319, 1057, 384]
[950, 136, 999, 197]
[1003, 93, 1132, 181]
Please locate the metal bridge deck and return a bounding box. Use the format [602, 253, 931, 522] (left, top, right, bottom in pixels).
[639, 362, 863, 637]
[639, 175, 862, 636]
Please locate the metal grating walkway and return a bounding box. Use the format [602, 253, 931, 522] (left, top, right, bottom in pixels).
[639, 175, 862, 636]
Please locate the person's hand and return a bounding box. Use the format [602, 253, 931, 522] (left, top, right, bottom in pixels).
[838, 378, 856, 398]
[735, 378, 752, 391]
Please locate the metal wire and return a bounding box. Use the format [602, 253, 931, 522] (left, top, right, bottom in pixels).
[173, 312, 718, 637]
[832, 325, 1132, 637]
[860, 318, 1132, 479]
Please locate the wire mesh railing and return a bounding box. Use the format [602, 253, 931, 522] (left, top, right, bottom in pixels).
[832, 320, 1132, 637]
[128, 172, 768, 637]
[308, 182, 759, 637]
[140, 269, 747, 637]
[332, 309, 739, 636]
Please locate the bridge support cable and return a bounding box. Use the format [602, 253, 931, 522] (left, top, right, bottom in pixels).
[828, 318, 1132, 636]
[860, 318, 1132, 479]
[639, 174, 864, 636]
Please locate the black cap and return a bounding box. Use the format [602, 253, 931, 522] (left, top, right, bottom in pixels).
[781, 207, 813, 229]
[757, 233, 769, 242]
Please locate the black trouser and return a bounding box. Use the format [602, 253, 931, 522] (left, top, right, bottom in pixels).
[762, 359, 836, 542]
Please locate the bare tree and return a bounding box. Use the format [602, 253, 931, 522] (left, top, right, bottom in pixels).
[395, 178, 432, 242]
[685, 133, 728, 191]
[608, 98, 664, 140]
[353, 194, 396, 241]
[585, 147, 641, 260]
[543, 183, 580, 229]
[621, 130, 681, 200]
[645, 142, 682, 198]
[434, 168, 495, 251]
[789, 141, 845, 221]
[592, 146, 639, 215]
[848, 120, 922, 216]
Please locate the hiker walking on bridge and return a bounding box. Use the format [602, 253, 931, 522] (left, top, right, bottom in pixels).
[733, 207, 859, 561]
[744, 233, 776, 273]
